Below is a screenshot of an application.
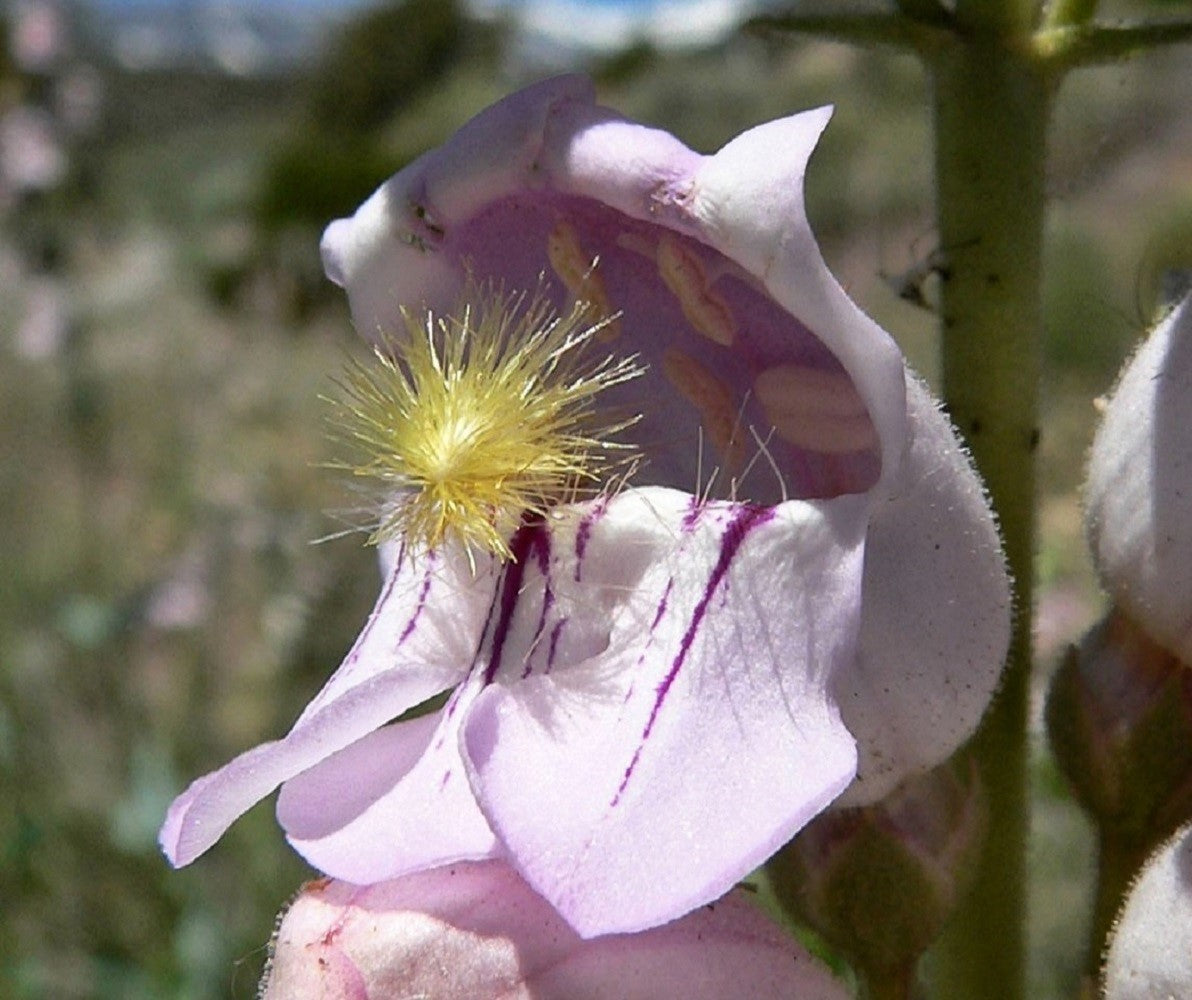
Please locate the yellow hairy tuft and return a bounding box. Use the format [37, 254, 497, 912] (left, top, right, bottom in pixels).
[328, 286, 641, 562]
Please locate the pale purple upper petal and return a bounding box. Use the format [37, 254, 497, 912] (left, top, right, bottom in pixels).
[539, 98, 704, 222]
[685, 112, 908, 497]
[320, 75, 594, 339]
[462, 487, 865, 936]
[160, 543, 498, 867]
[321, 75, 903, 503]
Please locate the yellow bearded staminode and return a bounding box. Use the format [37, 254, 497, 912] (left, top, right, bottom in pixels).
[329, 286, 642, 563]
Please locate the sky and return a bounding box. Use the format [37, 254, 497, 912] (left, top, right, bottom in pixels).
[86, 0, 762, 55]
[474, 0, 754, 50]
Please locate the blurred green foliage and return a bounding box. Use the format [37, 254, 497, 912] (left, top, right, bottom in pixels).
[0, 2, 1189, 997]
[255, 136, 398, 234]
[307, 0, 466, 135]
[243, 0, 506, 317]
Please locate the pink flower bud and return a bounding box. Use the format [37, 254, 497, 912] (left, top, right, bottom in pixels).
[1047, 611, 1192, 841]
[261, 862, 849, 1000]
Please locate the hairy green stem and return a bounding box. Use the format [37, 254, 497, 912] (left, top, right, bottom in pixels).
[926, 39, 1052, 1000]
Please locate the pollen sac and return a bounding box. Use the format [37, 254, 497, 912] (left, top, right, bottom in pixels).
[547, 220, 620, 341]
[661, 347, 743, 473]
[657, 234, 737, 347]
[754, 364, 879, 455]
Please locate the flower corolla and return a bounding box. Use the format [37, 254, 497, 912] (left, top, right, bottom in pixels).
[161, 76, 1010, 937]
[261, 861, 851, 1000]
[1086, 296, 1192, 665]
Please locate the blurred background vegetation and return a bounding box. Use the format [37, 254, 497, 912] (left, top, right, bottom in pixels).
[1, 0, 1189, 996]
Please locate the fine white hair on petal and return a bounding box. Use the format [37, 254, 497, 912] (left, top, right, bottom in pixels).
[1086, 296, 1192, 664]
[1103, 821, 1192, 999]
[833, 374, 1011, 807]
[376, 538, 400, 580]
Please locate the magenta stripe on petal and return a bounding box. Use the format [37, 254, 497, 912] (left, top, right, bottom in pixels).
[614, 504, 774, 804]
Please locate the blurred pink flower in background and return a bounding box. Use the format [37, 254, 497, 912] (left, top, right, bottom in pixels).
[11, 0, 66, 73]
[0, 106, 65, 203]
[14, 274, 68, 360]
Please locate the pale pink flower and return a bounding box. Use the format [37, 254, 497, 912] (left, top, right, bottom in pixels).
[162, 76, 1009, 937]
[261, 861, 850, 1000]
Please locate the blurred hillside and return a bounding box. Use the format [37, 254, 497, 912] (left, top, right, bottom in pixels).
[1, 1, 1190, 997]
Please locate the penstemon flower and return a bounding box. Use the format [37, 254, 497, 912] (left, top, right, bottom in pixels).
[160, 76, 1011, 937]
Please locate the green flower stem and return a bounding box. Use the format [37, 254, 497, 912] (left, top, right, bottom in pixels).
[927, 39, 1052, 1000]
[953, 0, 1036, 34]
[894, 0, 952, 29]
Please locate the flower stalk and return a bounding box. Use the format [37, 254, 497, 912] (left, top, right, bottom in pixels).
[927, 36, 1052, 1000]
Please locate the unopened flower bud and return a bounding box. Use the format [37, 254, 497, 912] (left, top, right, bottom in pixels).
[261, 862, 850, 1000]
[768, 760, 986, 982]
[1046, 609, 1192, 843]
